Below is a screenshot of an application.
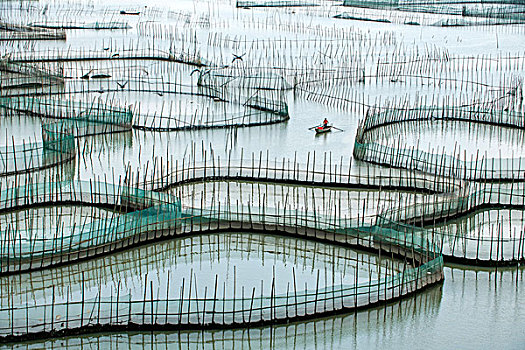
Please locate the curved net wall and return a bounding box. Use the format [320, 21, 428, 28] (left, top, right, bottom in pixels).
[0, 96, 132, 176]
[1, 1, 523, 344]
[3, 152, 522, 274]
[1, 151, 524, 340]
[5, 48, 208, 67]
[354, 101, 525, 181]
[342, 0, 525, 22]
[198, 67, 292, 91]
[1, 81, 289, 174]
[1, 97, 133, 134]
[0, 171, 443, 340]
[236, 0, 320, 7]
[0, 126, 76, 177]
[133, 91, 289, 131]
[0, 22, 66, 41]
[0, 60, 63, 81]
[0, 60, 64, 93]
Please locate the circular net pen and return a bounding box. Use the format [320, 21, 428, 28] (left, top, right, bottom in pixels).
[341, 0, 525, 23]
[0, 96, 133, 176]
[132, 90, 289, 131]
[353, 100, 525, 181]
[0, 175, 443, 342]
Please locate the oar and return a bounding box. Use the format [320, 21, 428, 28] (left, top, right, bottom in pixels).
[332, 126, 344, 132]
[308, 125, 322, 130]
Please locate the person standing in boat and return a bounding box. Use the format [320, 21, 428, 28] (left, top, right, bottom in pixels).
[322, 118, 329, 128]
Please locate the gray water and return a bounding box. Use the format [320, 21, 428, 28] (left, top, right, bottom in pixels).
[6, 266, 524, 350]
[2, 0, 525, 348]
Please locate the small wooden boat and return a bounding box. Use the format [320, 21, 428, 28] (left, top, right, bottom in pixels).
[120, 10, 141, 15]
[315, 125, 332, 134]
[91, 74, 111, 79]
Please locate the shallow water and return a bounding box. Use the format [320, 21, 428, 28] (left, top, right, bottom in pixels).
[2, 0, 525, 347]
[0, 232, 402, 308]
[371, 119, 525, 160]
[6, 266, 524, 350]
